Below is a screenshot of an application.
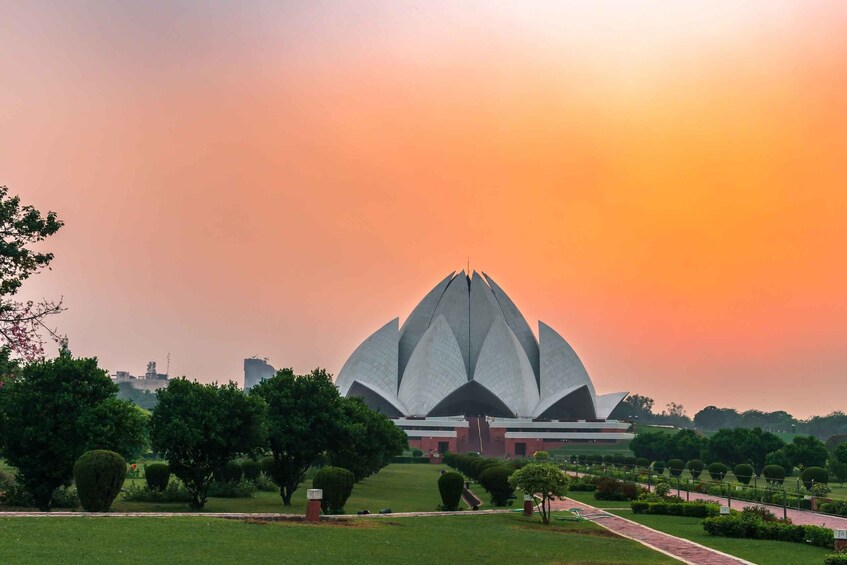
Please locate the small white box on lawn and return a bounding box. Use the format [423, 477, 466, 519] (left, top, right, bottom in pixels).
[720, 506, 730, 515]
[835, 530, 847, 540]
[307, 489, 323, 500]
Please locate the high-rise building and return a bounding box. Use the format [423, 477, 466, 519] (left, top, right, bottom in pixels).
[244, 357, 275, 390]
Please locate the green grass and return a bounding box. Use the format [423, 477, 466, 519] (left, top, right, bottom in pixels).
[549, 442, 634, 458]
[608, 511, 831, 565]
[0, 513, 680, 565]
[112, 463, 450, 514]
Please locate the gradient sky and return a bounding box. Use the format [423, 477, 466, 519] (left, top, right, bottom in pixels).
[1, 1, 846, 418]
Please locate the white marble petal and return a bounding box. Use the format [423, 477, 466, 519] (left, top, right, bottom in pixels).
[468, 272, 503, 379]
[473, 317, 540, 417]
[484, 273, 540, 383]
[539, 321, 595, 400]
[398, 315, 467, 416]
[335, 318, 399, 396]
[430, 270, 471, 377]
[398, 272, 454, 384]
[595, 392, 629, 420]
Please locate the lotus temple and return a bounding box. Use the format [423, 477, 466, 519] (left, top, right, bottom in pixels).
[336, 271, 633, 457]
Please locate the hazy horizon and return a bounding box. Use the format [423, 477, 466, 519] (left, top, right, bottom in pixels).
[2, 1, 846, 419]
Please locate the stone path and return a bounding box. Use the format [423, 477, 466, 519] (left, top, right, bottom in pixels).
[550, 496, 753, 565]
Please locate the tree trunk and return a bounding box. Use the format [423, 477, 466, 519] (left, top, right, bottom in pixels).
[281, 485, 293, 506]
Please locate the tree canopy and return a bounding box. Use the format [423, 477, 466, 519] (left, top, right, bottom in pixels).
[508, 463, 570, 525]
[150, 378, 267, 509]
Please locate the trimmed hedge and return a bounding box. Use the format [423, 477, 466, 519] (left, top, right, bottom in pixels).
[73, 450, 127, 512]
[392, 456, 430, 464]
[479, 465, 515, 506]
[144, 463, 171, 491]
[734, 464, 754, 485]
[636, 457, 650, 469]
[241, 460, 261, 481]
[762, 464, 785, 485]
[824, 553, 847, 565]
[411, 449, 423, 457]
[631, 500, 719, 518]
[708, 462, 728, 481]
[667, 459, 685, 478]
[312, 466, 354, 514]
[703, 514, 834, 549]
[652, 461, 666, 475]
[687, 459, 704, 480]
[594, 478, 642, 501]
[800, 466, 828, 491]
[214, 461, 243, 484]
[438, 471, 464, 511]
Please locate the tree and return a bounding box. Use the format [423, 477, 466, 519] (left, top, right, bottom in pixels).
[693, 406, 740, 431]
[610, 394, 654, 420]
[327, 396, 407, 481]
[250, 368, 345, 505]
[668, 429, 708, 462]
[832, 442, 847, 465]
[630, 432, 672, 461]
[706, 428, 784, 469]
[0, 186, 64, 360]
[150, 379, 266, 509]
[782, 436, 829, 470]
[78, 397, 149, 461]
[508, 463, 570, 525]
[0, 352, 129, 510]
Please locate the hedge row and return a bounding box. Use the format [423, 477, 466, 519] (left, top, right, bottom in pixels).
[703, 514, 834, 549]
[631, 500, 719, 518]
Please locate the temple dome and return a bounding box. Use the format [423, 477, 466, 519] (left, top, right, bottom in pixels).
[336, 271, 627, 419]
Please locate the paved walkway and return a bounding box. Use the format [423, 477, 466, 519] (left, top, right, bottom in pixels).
[566, 471, 847, 529]
[551, 496, 753, 565]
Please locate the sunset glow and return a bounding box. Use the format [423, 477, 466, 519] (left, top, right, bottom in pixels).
[2, 1, 846, 417]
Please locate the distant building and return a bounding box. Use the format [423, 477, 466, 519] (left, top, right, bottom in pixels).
[244, 357, 275, 391]
[112, 361, 169, 392]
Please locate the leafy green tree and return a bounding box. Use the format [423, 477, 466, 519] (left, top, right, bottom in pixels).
[831, 462, 847, 486]
[250, 368, 345, 505]
[150, 379, 266, 509]
[693, 406, 741, 430]
[0, 186, 64, 360]
[78, 398, 149, 461]
[783, 436, 829, 470]
[630, 432, 672, 461]
[0, 353, 130, 510]
[764, 449, 793, 476]
[668, 429, 708, 462]
[327, 396, 407, 481]
[509, 463, 570, 525]
[707, 428, 785, 470]
[116, 381, 158, 410]
[832, 442, 847, 465]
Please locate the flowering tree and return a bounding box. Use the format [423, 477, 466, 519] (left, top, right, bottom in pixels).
[0, 186, 64, 361]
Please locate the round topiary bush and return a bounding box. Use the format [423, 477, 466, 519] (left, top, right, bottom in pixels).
[708, 462, 728, 481]
[636, 457, 650, 469]
[687, 459, 705, 480]
[800, 467, 828, 491]
[214, 460, 243, 484]
[534, 451, 550, 461]
[624, 456, 637, 469]
[667, 459, 685, 478]
[411, 449, 423, 457]
[652, 461, 666, 475]
[762, 464, 786, 485]
[312, 466, 354, 514]
[241, 460, 261, 481]
[733, 464, 754, 485]
[479, 465, 515, 506]
[144, 462, 171, 492]
[438, 471, 465, 511]
[73, 450, 127, 512]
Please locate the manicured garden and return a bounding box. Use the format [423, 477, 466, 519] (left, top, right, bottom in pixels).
[0, 513, 681, 565]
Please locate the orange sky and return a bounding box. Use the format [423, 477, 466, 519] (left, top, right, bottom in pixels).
[1, 1, 845, 418]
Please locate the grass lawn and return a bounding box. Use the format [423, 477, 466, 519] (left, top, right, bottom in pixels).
[550, 442, 634, 458]
[0, 513, 681, 565]
[609, 511, 831, 565]
[113, 463, 450, 514]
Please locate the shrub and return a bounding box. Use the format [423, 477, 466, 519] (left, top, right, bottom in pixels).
[144, 463, 171, 491]
[438, 471, 464, 511]
[762, 464, 785, 485]
[703, 514, 834, 549]
[479, 465, 515, 506]
[825, 553, 847, 565]
[312, 467, 354, 514]
[636, 457, 650, 469]
[800, 466, 828, 491]
[687, 459, 705, 479]
[214, 460, 244, 484]
[624, 456, 637, 469]
[652, 461, 666, 475]
[569, 477, 598, 492]
[73, 450, 127, 512]
[240, 459, 261, 481]
[831, 462, 847, 485]
[411, 449, 423, 457]
[631, 500, 718, 517]
[0, 470, 14, 488]
[260, 456, 275, 477]
[534, 451, 550, 461]
[733, 464, 754, 485]
[595, 478, 642, 501]
[124, 481, 193, 503]
[708, 462, 728, 481]
[667, 459, 685, 478]
[442, 452, 457, 468]
[208, 479, 257, 498]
